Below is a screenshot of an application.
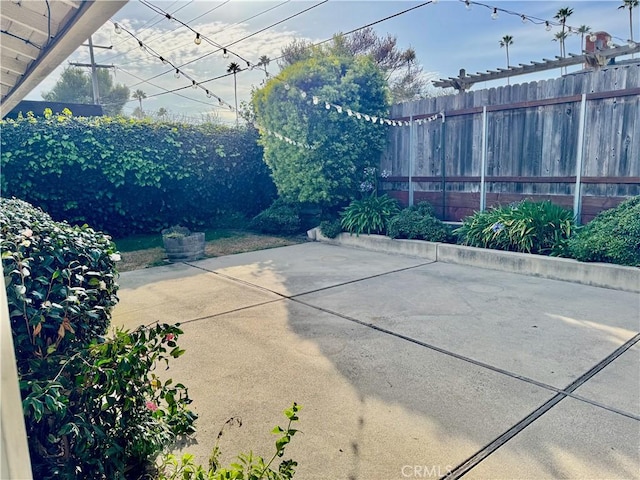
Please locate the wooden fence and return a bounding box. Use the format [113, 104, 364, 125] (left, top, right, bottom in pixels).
[381, 63, 640, 223]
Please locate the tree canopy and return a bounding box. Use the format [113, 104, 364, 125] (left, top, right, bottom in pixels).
[279, 28, 429, 103]
[42, 67, 130, 116]
[253, 44, 389, 208]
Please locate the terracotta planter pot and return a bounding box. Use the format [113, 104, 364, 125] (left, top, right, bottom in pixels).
[162, 232, 205, 262]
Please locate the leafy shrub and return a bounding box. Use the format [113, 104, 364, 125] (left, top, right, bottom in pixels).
[1, 198, 119, 358]
[250, 199, 302, 235]
[387, 202, 451, 242]
[158, 403, 302, 480]
[454, 200, 575, 255]
[568, 196, 640, 266]
[319, 219, 343, 238]
[1, 198, 196, 478]
[0, 111, 276, 236]
[340, 195, 400, 235]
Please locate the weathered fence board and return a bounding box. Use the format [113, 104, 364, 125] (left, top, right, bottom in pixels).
[382, 64, 640, 223]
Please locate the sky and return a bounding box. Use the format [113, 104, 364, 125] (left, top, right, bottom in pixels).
[27, 0, 637, 124]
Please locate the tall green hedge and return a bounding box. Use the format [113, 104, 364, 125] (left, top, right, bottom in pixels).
[1, 111, 276, 237]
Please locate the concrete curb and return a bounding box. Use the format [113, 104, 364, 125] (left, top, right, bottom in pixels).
[308, 228, 640, 293]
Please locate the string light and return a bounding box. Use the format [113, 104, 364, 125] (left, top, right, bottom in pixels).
[223, 48, 229, 59]
[159, 56, 168, 64]
[206, 90, 212, 98]
[192, 80, 197, 89]
[138, 40, 145, 51]
[194, 33, 201, 45]
[174, 69, 180, 79]
[114, 23, 122, 35]
[460, 1, 627, 45]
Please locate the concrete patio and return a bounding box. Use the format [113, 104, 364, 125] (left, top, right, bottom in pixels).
[113, 242, 640, 480]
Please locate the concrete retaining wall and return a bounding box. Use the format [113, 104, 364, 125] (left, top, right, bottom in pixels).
[309, 229, 640, 293]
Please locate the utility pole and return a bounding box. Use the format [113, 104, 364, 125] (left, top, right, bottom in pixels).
[69, 36, 113, 104]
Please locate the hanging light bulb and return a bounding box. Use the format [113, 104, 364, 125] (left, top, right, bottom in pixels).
[194, 33, 201, 45]
[300, 91, 307, 98]
[521, 14, 527, 24]
[589, 33, 597, 42]
[246, 61, 251, 68]
[218, 98, 223, 106]
[223, 49, 229, 59]
[464, 0, 471, 10]
[192, 80, 197, 89]
[114, 23, 122, 34]
[312, 96, 319, 105]
[174, 69, 180, 79]
[491, 8, 498, 20]
[206, 90, 212, 98]
[159, 56, 168, 65]
[325, 102, 331, 109]
[545, 21, 552, 32]
[284, 83, 290, 90]
[138, 40, 145, 51]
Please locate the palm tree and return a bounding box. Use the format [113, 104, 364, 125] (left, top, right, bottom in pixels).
[257, 55, 270, 78]
[577, 25, 591, 52]
[157, 107, 168, 120]
[132, 89, 146, 112]
[554, 31, 570, 57]
[499, 35, 514, 84]
[619, 0, 638, 42]
[554, 7, 573, 69]
[226, 62, 241, 125]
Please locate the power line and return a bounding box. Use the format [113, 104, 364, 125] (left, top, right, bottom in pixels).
[117, 0, 291, 73]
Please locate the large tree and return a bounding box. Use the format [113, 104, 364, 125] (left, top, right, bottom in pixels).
[253, 46, 389, 208]
[42, 67, 129, 116]
[279, 28, 428, 103]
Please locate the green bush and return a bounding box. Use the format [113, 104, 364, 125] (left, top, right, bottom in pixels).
[568, 196, 640, 266]
[1, 198, 119, 358]
[387, 202, 451, 242]
[340, 194, 400, 235]
[1, 198, 196, 478]
[249, 199, 302, 235]
[319, 219, 343, 238]
[454, 200, 575, 255]
[0, 111, 276, 236]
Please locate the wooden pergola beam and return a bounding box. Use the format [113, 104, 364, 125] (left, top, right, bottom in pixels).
[434, 43, 640, 90]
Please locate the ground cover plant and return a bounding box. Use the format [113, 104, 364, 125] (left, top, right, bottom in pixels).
[387, 202, 453, 242]
[454, 200, 574, 255]
[158, 403, 302, 480]
[568, 196, 640, 266]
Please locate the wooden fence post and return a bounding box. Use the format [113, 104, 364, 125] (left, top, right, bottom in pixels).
[573, 93, 587, 224]
[409, 115, 414, 206]
[480, 106, 488, 211]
